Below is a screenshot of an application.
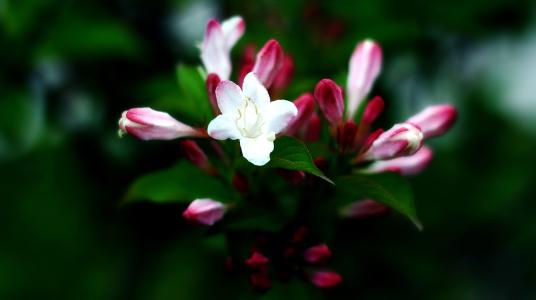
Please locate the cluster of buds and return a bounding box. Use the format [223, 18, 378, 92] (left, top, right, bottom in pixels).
[224, 227, 341, 292]
[118, 15, 457, 292]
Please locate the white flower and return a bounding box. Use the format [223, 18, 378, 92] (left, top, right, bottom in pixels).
[207, 72, 298, 166]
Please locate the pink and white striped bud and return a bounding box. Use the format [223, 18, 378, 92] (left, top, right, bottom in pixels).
[407, 104, 457, 139]
[340, 199, 390, 219]
[252, 39, 284, 88]
[285, 93, 315, 135]
[364, 146, 434, 176]
[314, 79, 344, 125]
[180, 140, 209, 168]
[304, 244, 332, 264]
[346, 40, 382, 120]
[200, 17, 245, 80]
[182, 199, 225, 226]
[361, 96, 384, 126]
[310, 271, 342, 288]
[118, 107, 202, 140]
[206, 73, 221, 114]
[361, 123, 423, 161]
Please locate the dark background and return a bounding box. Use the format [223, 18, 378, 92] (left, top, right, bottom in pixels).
[1, 0, 536, 299]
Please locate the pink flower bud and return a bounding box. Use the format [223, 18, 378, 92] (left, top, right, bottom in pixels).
[220, 16, 245, 49]
[304, 244, 332, 264]
[361, 123, 423, 161]
[245, 251, 270, 270]
[347, 40, 382, 120]
[285, 93, 315, 135]
[182, 199, 225, 226]
[364, 146, 434, 176]
[304, 113, 322, 142]
[252, 39, 284, 88]
[200, 19, 231, 80]
[270, 54, 295, 96]
[341, 199, 390, 218]
[310, 271, 342, 288]
[314, 79, 344, 125]
[238, 44, 256, 86]
[313, 156, 328, 172]
[336, 120, 358, 152]
[118, 107, 202, 140]
[407, 104, 457, 139]
[180, 140, 209, 168]
[361, 96, 384, 126]
[206, 73, 221, 114]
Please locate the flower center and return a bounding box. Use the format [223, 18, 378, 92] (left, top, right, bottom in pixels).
[235, 97, 264, 138]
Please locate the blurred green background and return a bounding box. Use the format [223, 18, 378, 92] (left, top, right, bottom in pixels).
[1, 0, 536, 299]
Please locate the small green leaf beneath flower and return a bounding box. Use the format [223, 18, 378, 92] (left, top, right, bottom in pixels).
[123, 161, 238, 204]
[266, 136, 333, 184]
[334, 173, 422, 230]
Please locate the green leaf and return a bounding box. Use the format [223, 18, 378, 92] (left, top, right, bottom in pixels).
[123, 161, 238, 204]
[175, 64, 213, 125]
[266, 136, 334, 184]
[334, 173, 422, 230]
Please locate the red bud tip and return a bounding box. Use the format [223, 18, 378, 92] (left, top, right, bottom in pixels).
[361, 96, 384, 126]
[277, 169, 306, 185]
[245, 251, 270, 270]
[310, 271, 343, 288]
[304, 244, 332, 264]
[270, 54, 295, 96]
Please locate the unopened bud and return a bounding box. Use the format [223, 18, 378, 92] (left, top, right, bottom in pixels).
[245, 251, 269, 271]
[363, 146, 433, 176]
[118, 107, 202, 140]
[337, 120, 358, 152]
[361, 96, 384, 126]
[314, 79, 344, 125]
[180, 140, 208, 168]
[310, 271, 343, 288]
[285, 93, 315, 135]
[407, 104, 457, 139]
[304, 244, 332, 264]
[182, 199, 225, 226]
[361, 123, 423, 161]
[252, 39, 284, 88]
[304, 113, 322, 142]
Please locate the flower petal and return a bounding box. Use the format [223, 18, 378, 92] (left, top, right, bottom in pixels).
[242, 72, 270, 109]
[346, 40, 382, 120]
[239, 136, 275, 166]
[215, 80, 244, 115]
[262, 100, 298, 134]
[221, 16, 245, 49]
[200, 19, 231, 80]
[207, 114, 241, 140]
